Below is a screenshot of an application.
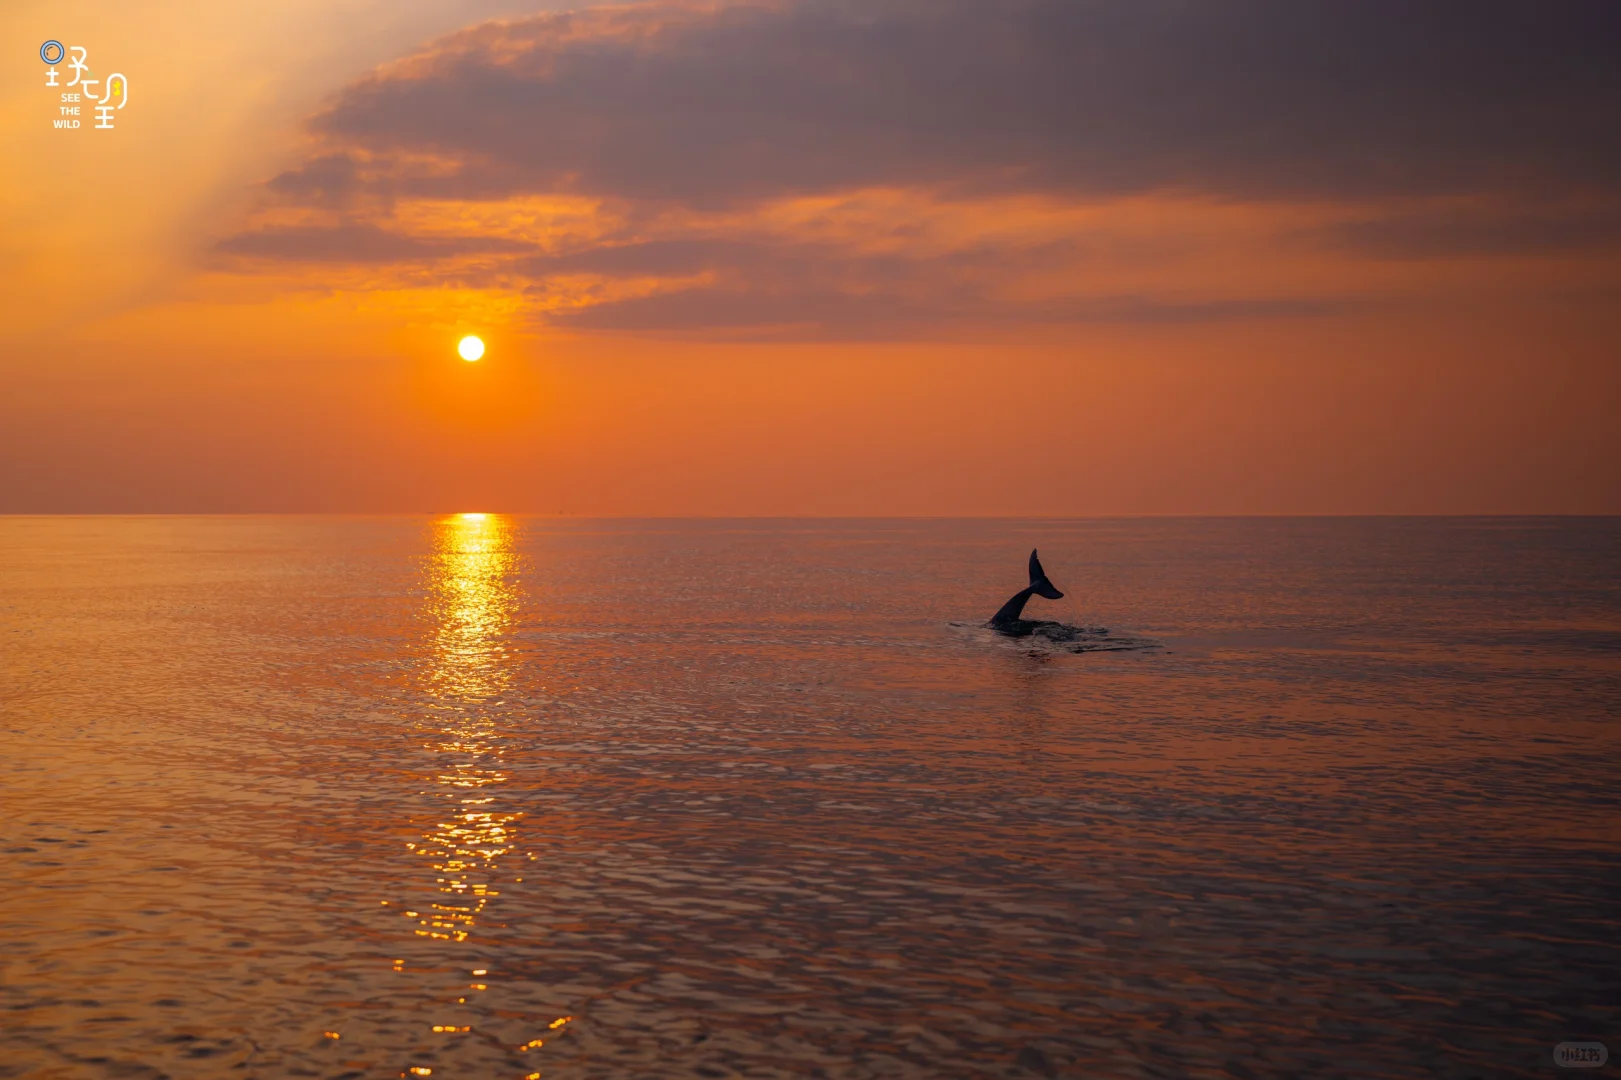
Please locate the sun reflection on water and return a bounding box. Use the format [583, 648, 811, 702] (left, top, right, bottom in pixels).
[387, 514, 574, 1070]
[414, 514, 520, 943]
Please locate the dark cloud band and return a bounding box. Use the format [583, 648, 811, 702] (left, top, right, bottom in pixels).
[299, 0, 1621, 204]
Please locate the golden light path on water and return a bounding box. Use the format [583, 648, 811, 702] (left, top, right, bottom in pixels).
[420, 513, 516, 948]
[397, 513, 568, 1075]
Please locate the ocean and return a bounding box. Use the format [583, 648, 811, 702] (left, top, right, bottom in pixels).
[2, 516, 1617, 1079]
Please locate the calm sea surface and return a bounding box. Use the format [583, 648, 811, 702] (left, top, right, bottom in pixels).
[2, 517, 1617, 1080]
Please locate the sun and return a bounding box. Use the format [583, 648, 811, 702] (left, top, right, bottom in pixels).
[457, 335, 485, 362]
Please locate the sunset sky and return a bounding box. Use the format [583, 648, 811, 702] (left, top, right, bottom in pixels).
[3, 0, 1617, 514]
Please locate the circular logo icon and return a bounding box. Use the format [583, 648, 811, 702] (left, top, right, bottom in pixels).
[40, 40, 64, 65]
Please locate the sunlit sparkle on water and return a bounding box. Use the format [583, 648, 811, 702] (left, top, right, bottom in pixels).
[418, 512, 518, 949]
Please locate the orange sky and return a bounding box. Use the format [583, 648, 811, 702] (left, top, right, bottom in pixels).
[3, 0, 1618, 514]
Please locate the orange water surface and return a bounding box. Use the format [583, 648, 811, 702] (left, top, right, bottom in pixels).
[2, 516, 1617, 1078]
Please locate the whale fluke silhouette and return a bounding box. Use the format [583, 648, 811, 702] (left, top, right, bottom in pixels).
[990, 549, 1064, 627]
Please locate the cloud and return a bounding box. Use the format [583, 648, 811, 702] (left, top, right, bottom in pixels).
[1315, 203, 1621, 259]
[547, 286, 1354, 336]
[303, 0, 1621, 205]
[220, 0, 1621, 335]
[217, 223, 533, 262]
[265, 154, 367, 208]
[519, 235, 1356, 334]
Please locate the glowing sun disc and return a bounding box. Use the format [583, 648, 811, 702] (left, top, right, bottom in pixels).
[457, 335, 485, 361]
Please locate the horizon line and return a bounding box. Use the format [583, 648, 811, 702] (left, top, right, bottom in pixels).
[1, 512, 1617, 521]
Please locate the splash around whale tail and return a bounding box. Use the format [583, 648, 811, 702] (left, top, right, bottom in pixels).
[1028, 549, 1064, 600]
[990, 549, 1064, 625]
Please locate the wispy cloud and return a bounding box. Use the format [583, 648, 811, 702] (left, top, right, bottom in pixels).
[218, 223, 534, 262]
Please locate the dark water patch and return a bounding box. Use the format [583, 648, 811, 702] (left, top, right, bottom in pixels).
[952, 620, 1163, 653]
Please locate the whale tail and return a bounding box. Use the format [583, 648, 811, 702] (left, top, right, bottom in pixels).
[991, 549, 1064, 625]
[1028, 549, 1064, 600]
